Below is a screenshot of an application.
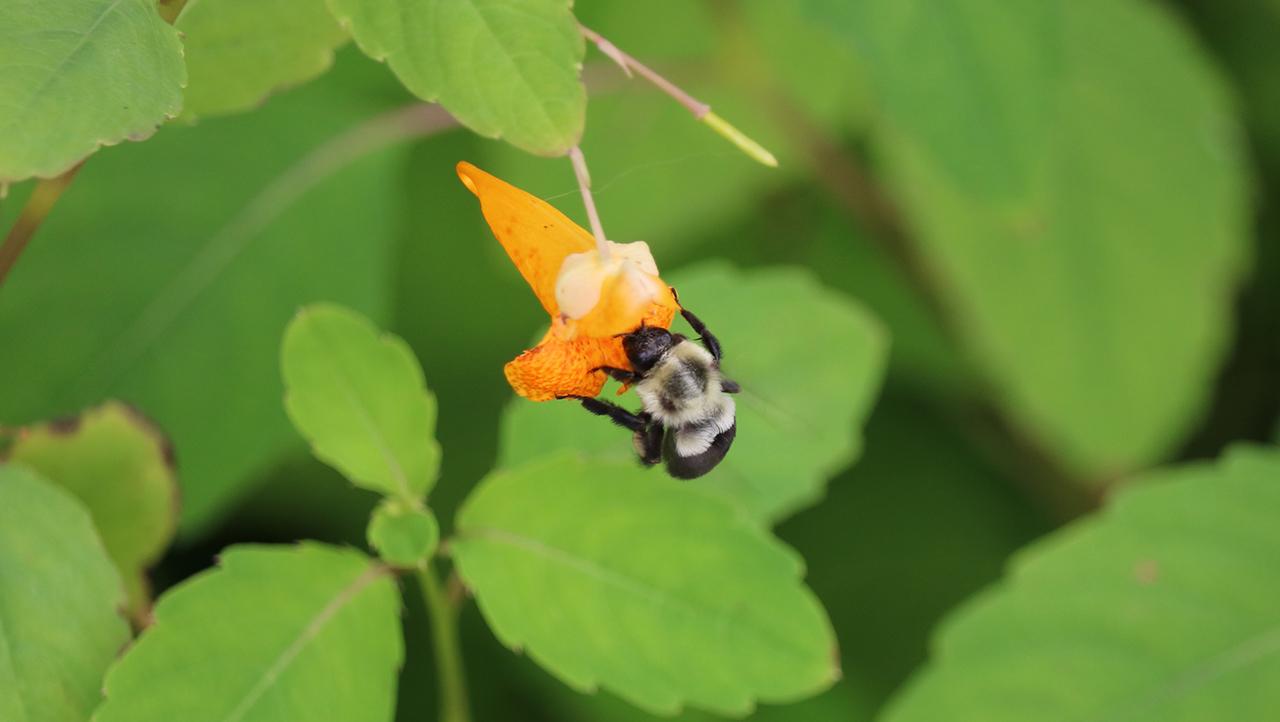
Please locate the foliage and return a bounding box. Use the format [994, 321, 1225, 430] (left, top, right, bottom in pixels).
[0, 1, 1277, 722]
[93, 544, 403, 722]
[5, 401, 178, 616]
[0, 54, 406, 533]
[882, 446, 1280, 721]
[805, 0, 1251, 481]
[176, 0, 348, 120]
[329, 0, 586, 155]
[453, 452, 838, 716]
[283, 303, 441, 500]
[0, 0, 185, 181]
[0, 465, 129, 722]
[368, 498, 440, 567]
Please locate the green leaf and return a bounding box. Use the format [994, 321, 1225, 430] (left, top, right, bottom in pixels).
[807, 0, 1252, 478]
[0, 464, 129, 722]
[881, 446, 1280, 722]
[499, 263, 887, 523]
[94, 543, 402, 722]
[452, 452, 839, 717]
[0, 51, 408, 534]
[328, 0, 585, 155]
[176, 0, 349, 120]
[477, 0, 870, 252]
[282, 303, 441, 500]
[545, 685, 874, 722]
[6, 401, 178, 618]
[0, 0, 185, 181]
[367, 498, 439, 567]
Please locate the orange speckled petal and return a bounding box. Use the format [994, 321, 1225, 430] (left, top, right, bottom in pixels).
[457, 161, 594, 316]
[504, 334, 632, 402]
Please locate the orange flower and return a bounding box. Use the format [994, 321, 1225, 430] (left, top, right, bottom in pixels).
[457, 161, 679, 401]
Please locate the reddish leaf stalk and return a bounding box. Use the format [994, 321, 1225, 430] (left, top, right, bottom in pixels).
[0, 165, 81, 290]
[579, 24, 776, 167]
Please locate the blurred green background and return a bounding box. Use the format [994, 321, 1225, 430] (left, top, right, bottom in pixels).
[1, 1, 1277, 720]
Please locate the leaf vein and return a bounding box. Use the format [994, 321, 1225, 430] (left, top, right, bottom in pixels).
[218, 564, 386, 722]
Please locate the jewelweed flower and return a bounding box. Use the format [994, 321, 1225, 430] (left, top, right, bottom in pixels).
[457, 162, 679, 401]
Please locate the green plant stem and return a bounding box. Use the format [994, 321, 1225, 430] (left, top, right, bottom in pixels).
[417, 565, 471, 722]
[0, 166, 81, 289]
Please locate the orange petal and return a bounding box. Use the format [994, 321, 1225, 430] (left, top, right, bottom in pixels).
[459, 160, 684, 401]
[458, 161, 593, 316]
[504, 332, 631, 402]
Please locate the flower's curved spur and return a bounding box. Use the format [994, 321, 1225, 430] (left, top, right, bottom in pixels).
[457, 161, 679, 401]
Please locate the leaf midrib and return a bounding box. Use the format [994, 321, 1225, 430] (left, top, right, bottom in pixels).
[1090, 623, 1280, 722]
[310, 320, 412, 499]
[218, 565, 385, 722]
[0, 0, 129, 136]
[458, 0, 566, 139]
[0, 610, 32, 722]
[463, 525, 821, 665]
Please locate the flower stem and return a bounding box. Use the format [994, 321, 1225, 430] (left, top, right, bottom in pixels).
[0, 165, 81, 289]
[417, 565, 471, 722]
[579, 24, 777, 167]
[568, 145, 610, 260]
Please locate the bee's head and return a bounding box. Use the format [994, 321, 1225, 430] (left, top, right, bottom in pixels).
[622, 325, 677, 373]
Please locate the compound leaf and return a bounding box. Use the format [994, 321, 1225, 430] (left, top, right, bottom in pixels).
[94, 544, 402, 722]
[0, 464, 129, 722]
[282, 304, 441, 500]
[500, 263, 887, 523]
[452, 452, 839, 716]
[328, 0, 585, 155]
[0, 0, 185, 181]
[176, 0, 349, 120]
[6, 401, 178, 617]
[881, 446, 1280, 722]
[806, 0, 1252, 479]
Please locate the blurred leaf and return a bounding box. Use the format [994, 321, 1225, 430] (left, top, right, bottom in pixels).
[500, 263, 887, 523]
[94, 544, 402, 722]
[881, 446, 1280, 722]
[734, 0, 871, 133]
[0, 464, 129, 722]
[282, 303, 441, 500]
[807, 0, 1252, 479]
[0, 0, 185, 181]
[1178, 0, 1280, 162]
[329, 0, 585, 155]
[783, 394, 1050, 702]
[176, 0, 348, 120]
[452, 452, 838, 717]
[368, 498, 439, 566]
[6, 401, 178, 616]
[0, 50, 408, 535]
[542, 678, 874, 722]
[0, 179, 35, 230]
[734, 195, 970, 396]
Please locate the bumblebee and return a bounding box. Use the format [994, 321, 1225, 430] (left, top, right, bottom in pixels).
[564, 301, 739, 479]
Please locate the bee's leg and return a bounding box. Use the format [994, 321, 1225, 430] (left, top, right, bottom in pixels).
[559, 395, 648, 432]
[633, 421, 664, 466]
[678, 305, 723, 361]
[720, 378, 741, 394]
[592, 366, 638, 385]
